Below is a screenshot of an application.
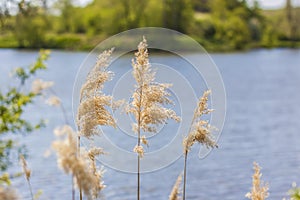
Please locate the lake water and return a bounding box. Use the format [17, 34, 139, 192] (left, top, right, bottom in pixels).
[1, 48, 300, 200]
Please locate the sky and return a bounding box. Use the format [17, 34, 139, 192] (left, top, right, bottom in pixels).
[75, 0, 300, 9]
[247, 0, 300, 9]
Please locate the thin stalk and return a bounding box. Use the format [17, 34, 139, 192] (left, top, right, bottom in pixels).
[182, 109, 196, 200]
[137, 97, 142, 200]
[49, 88, 74, 199]
[78, 135, 83, 200]
[137, 151, 140, 200]
[27, 179, 34, 200]
[71, 173, 75, 200]
[183, 151, 188, 200]
[49, 88, 69, 125]
[137, 81, 143, 200]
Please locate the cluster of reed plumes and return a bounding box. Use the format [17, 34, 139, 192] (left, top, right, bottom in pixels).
[52, 48, 119, 200]
[4, 37, 296, 200]
[4, 38, 300, 200]
[50, 37, 219, 200]
[52, 125, 105, 200]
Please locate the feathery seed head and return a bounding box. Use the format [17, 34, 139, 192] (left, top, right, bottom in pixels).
[52, 125, 105, 199]
[54, 125, 74, 136]
[140, 135, 149, 147]
[77, 49, 121, 138]
[19, 155, 31, 181]
[88, 147, 106, 199]
[133, 145, 144, 158]
[183, 90, 217, 153]
[169, 173, 182, 200]
[31, 79, 53, 94]
[245, 162, 269, 200]
[46, 96, 61, 106]
[128, 37, 180, 142]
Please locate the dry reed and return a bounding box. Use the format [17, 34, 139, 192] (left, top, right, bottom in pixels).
[77, 48, 122, 138]
[76, 48, 122, 199]
[127, 37, 180, 200]
[0, 187, 19, 200]
[182, 90, 217, 200]
[245, 162, 269, 200]
[52, 125, 105, 200]
[19, 155, 33, 200]
[169, 173, 182, 200]
[31, 79, 54, 94]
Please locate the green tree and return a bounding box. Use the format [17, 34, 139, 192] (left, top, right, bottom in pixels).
[0, 50, 50, 184]
[191, 0, 210, 12]
[162, 0, 193, 33]
[286, 0, 298, 42]
[14, 0, 47, 48]
[0, 0, 11, 33]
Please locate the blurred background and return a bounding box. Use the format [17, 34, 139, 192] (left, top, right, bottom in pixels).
[1, 0, 300, 200]
[0, 0, 300, 51]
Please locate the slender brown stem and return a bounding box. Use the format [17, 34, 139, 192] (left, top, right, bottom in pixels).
[49, 88, 69, 124]
[137, 106, 141, 200]
[49, 89, 75, 199]
[137, 154, 140, 200]
[27, 179, 34, 200]
[136, 82, 143, 200]
[72, 176, 75, 200]
[183, 151, 188, 200]
[78, 136, 83, 200]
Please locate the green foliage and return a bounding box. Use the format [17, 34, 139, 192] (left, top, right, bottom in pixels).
[162, 0, 193, 33]
[261, 24, 278, 47]
[0, 50, 50, 183]
[57, 0, 75, 33]
[0, 173, 11, 185]
[191, 0, 209, 12]
[216, 16, 251, 49]
[45, 34, 82, 49]
[288, 183, 300, 200]
[0, 49, 50, 134]
[0, 140, 13, 171]
[14, 0, 48, 48]
[0, 0, 299, 51]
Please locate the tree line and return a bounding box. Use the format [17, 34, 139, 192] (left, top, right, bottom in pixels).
[0, 0, 299, 51]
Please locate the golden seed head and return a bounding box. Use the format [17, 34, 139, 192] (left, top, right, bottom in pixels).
[52, 125, 105, 199]
[77, 48, 122, 138]
[245, 162, 269, 200]
[31, 79, 53, 94]
[128, 37, 180, 151]
[133, 145, 144, 158]
[183, 90, 217, 153]
[169, 173, 182, 200]
[19, 155, 31, 181]
[46, 96, 61, 106]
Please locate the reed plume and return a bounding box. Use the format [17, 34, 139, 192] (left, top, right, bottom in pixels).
[182, 90, 217, 200]
[127, 37, 180, 200]
[19, 155, 33, 200]
[46, 96, 61, 106]
[88, 147, 106, 199]
[169, 173, 182, 200]
[52, 125, 105, 200]
[245, 162, 269, 200]
[76, 49, 122, 199]
[31, 79, 54, 94]
[77, 48, 122, 138]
